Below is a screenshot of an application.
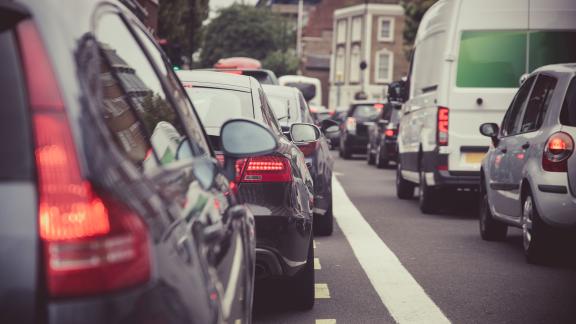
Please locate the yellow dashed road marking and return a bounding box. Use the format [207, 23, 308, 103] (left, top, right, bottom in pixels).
[314, 257, 321, 270]
[315, 283, 330, 299]
[316, 320, 336, 324]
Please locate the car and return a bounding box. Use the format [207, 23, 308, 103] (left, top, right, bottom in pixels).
[0, 1, 272, 323]
[395, 0, 576, 214]
[339, 101, 384, 159]
[262, 84, 336, 236]
[210, 57, 279, 85]
[478, 64, 576, 263]
[366, 102, 401, 168]
[177, 70, 318, 309]
[279, 75, 323, 109]
[324, 106, 348, 149]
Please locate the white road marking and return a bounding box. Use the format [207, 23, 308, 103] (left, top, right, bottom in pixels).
[315, 283, 331, 299]
[222, 235, 243, 320]
[314, 257, 322, 270]
[332, 177, 450, 324]
[316, 320, 336, 324]
[333, 171, 344, 176]
[314, 240, 317, 249]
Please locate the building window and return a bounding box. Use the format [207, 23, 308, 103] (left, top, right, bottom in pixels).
[375, 49, 393, 83]
[336, 19, 347, 44]
[349, 45, 361, 83]
[351, 16, 362, 42]
[377, 17, 394, 42]
[335, 47, 346, 83]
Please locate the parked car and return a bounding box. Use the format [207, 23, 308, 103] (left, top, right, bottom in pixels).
[478, 64, 576, 263]
[366, 102, 401, 168]
[339, 101, 384, 159]
[395, 0, 576, 214]
[262, 84, 336, 235]
[177, 70, 317, 309]
[0, 1, 270, 323]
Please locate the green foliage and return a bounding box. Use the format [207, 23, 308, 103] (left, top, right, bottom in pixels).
[401, 0, 438, 57]
[262, 50, 299, 77]
[201, 4, 295, 67]
[158, 0, 209, 61]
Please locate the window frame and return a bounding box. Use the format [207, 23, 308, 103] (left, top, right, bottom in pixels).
[500, 75, 537, 137]
[374, 49, 394, 84]
[519, 73, 558, 134]
[377, 17, 394, 42]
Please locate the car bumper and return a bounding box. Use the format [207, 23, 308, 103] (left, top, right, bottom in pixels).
[343, 134, 368, 153]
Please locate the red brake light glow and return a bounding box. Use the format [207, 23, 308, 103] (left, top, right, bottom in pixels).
[437, 106, 449, 146]
[374, 103, 384, 109]
[346, 117, 357, 131]
[542, 132, 574, 172]
[384, 129, 395, 137]
[239, 156, 292, 183]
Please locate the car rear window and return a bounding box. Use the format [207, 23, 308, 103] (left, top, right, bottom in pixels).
[560, 77, 576, 127]
[0, 17, 34, 180]
[241, 70, 275, 85]
[457, 31, 576, 88]
[268, 94, 299, 123]
[350, 104, 380, 121]
[184, 86, 254, 129]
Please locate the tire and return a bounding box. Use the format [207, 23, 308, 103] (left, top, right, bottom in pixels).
[366, 144, 375, 165]
[396, 165, 414, 199]
[375, 143, 389, 169]
[314, 197, 333, 236]
[522, 193, 552, 264]
[418, 170, 440, 214]
[340, 142, 351, 159]
[479, 183, 507, 241]
[289, 238, 315, 310]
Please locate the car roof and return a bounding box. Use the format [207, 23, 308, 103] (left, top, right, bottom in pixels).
[533, 63, 576, 75]
[261, 84, 299, 99]
[176, 70, 254, 92]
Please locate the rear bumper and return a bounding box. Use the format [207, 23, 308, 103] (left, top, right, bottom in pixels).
[342, 134, 368, 153]
[415, 150, 481, 188]
[382, 139, 398, 161]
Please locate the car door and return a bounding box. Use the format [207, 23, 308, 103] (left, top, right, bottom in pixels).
[489, 75, 535, 217]
[94, 10, 249, 323]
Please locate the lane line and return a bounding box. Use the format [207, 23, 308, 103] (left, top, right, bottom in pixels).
[316, 320, 336, 324]
[332, 176, 450, 324]
[314, 257, 322, 270]
[315, 283, 331, 299]
[314, 240, 317, 249]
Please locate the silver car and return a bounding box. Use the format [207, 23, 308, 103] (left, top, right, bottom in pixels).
[479, 64, 576, 263]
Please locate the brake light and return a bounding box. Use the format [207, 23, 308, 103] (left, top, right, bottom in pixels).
[346, 117, 357, 132]
[239, 156, 292, 182]
[18, 20, 150, 297]
[437, 106, 449, 146]
[542, 132, 574, 172]
[374, 103, 384, 109]
[384, 129, 396, 137]
[297, 141, 318, 157]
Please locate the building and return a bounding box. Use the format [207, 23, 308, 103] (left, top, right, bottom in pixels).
[329, 3, 409, 109]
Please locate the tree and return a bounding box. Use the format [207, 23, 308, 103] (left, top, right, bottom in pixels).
[158, 0, 209, 66]
[401, 0, 438, 58]
[201, 4, 294, 69]
[262, 50, 299, 76]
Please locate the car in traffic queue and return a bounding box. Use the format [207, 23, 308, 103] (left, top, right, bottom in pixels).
[366, 102, 401, 169]
[0, 1, 274, 323]
[339, 101, 385, 159]
[279, 75, 323, 109]
[262, 84, 336, 236]
[211, 57, 279, 85]
[177, 70, 318, 310]
[478, 64, 576, 263]
[395, 0, 576, 214]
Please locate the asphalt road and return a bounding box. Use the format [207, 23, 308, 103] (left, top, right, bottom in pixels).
[253, 152, 576, 324]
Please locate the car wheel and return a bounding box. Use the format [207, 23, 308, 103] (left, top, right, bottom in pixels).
[396, 164, 414, 199]
[366, 144, 375, 165]
[419, 170, 440, 214]
[289, 238, 315, 310]
[479, 183, 507, 241]
[314, 195, 333, 236]
[375, 143, 389, 169]
[340, 142, 351, 159]
[522, 193, 551, 264]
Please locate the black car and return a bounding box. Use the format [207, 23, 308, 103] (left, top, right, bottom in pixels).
[263, 84, 336, 236]
[339, 101, 384, 159]
[0, 1, 274, 323]
[177, 71, 317, 309]
[366, 103, 401, 168]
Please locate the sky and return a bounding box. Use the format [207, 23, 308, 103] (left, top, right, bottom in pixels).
[210, 0, 258, 12]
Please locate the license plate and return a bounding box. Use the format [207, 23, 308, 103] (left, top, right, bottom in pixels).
[464, 152, 486, 164]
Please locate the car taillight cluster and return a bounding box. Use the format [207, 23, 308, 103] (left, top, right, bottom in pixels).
[437, 106, 449, 146]
[542, 132, 574, 172]
[236, 156, 292, 183]
[18, 20, 150, 297]
[384, 129, 396, 137]
[346, 117, 357, 132]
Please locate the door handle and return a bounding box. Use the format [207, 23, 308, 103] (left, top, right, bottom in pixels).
[521, 142, 530, 149]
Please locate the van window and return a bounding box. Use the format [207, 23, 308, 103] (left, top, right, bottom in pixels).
[412, 31, 446, 95]
[560, 77, 576, 127]
[521, 75, 557, 133]
[529, 31, 576, 71]
[457, 31, 526, 88]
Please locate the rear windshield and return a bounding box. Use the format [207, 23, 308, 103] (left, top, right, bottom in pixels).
[457, 31, 576, 88]
[267, 94, 299, 124]
[350, 105, 380, 121]
[285, 82, 317, 101]
[184, 86, 254, 129]
[561, 77, 576, 127]
[0, 17, 34, 180]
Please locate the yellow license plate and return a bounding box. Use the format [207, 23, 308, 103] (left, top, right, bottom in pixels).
[464, 152, 486, 164]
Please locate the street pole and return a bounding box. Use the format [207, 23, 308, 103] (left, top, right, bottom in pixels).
[297, 0, 303, 60]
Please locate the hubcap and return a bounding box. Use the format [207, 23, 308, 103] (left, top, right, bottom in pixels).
[522, 196, 534, 251]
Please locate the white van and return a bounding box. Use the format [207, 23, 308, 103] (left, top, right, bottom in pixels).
[279, 75, 323, 108]
[395, 0, 576, 213]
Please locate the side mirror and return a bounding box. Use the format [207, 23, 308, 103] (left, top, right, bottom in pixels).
[220, 119, 278, 180]
[290, 123, 320, 143]
[519, 73, 530, 86]
[388, 80, 407, 103]
[479, 123, 499, 146]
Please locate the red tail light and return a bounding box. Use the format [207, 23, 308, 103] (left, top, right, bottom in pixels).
[384, 129, 396, 137]
[239, 156, 292, 183]
[437, 106, 449, 146]
[18, 20, 150, 297]
[374, 103, 384, 109]
[297, 141, 318, 157]
[346, 117, 357, 131]
[542, 132, 574, 172]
